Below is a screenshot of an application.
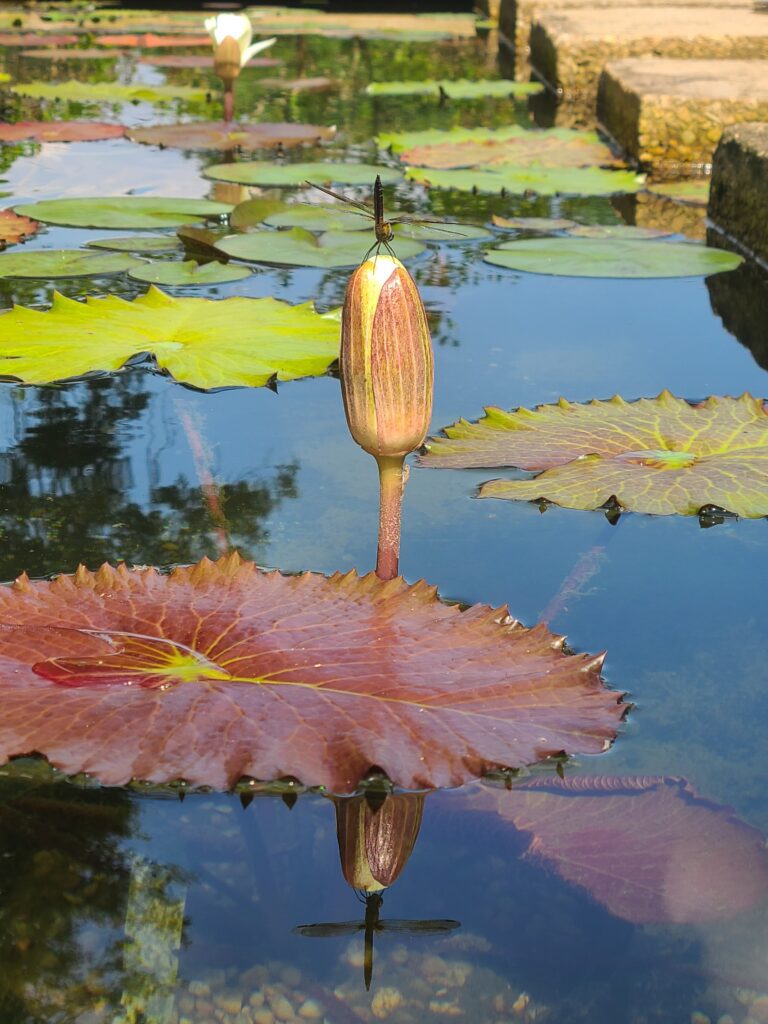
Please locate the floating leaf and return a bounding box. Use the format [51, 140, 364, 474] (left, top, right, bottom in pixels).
[215, 227, 425, 268]
[265, 203, 372, 232]
[392, 127, 619, 170]
[406, 165, 643, 197]
[0, 249, 142, 279]
[20, 47, 119, 60]
[0, 33, 78, 46]
[230, 197, 292, 228]
[128, 259, 252, 286]
[0, 286, 340, 389]
[492, 215, 577, 232]
[13, 197, 232, 230]
[128, 121, 336, 151]
[0, 209, 39, 247]
[567, 224, 673, 239]
[0, 121, 126, 143]
[483, 238, 742, 278]
[138, 54, 282, 68]
[86, 235, 180, 254]
[256, 76, 334, 93]
[463, 776, 768, 923]
[11, 81, 209, 103]
[365, 79, 541, 99]
[422, 392, 768, 518]
[645, 180, 710, 205]
[379, 125, 527, 154]
[0, 552, 623, 791]
[204, 161, 401, 187]
[94, 32, 210, 47]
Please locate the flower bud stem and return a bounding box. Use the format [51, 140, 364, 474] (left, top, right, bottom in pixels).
[223, 84, 234, 122]
[375, 454, 405, 580]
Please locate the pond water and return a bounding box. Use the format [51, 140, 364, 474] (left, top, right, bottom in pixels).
[1, 13, 768, 1024]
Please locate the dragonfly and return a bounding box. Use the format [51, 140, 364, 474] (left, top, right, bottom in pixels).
[294, 890, 460, 990]
[306, 174, 460, 260]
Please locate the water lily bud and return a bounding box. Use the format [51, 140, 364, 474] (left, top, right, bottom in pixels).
[213, 35, 242, 85]
[341, 254, 434, 459]
[333, 793, 425, 892]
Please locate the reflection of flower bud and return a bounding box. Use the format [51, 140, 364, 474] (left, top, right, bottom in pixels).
[341, 255, 434, 459]
[333, 793, 425, 892]
[213, 35, 242, 85]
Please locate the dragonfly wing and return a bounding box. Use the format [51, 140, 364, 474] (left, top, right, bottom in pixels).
[305, 181, 373, 215]
[293, 922, 365, 937]
[376, 919, 461, 933]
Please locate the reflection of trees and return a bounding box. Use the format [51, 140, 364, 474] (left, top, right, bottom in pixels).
[0, 768, 136, 1024]
[0, 375, 300, 578]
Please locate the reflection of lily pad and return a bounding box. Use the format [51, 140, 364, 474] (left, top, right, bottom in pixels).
[0, 249, 142, 279]
[11, 81, 208, 103]
[0, 209, 39, 247]
[422, 392, 768, 518]
[86, 235, 180, 254]
[492, 215, 577, 232]
[0, 286, 340, 389]
[406, 165, 643, 197]
[0, 552, 624, 791]
[13, 197, 232, 230]
[392, 127, 619, 170]
[204, 161, 401, 187]
[216, 227, 425, 267]
[128, 259, 252, 286]
[567, 224, 672, 240]
[129, 121, 336, 151]
[483, 238, 742, 278]
[365, 79, 542, 99]
[0, 121, 126, 143]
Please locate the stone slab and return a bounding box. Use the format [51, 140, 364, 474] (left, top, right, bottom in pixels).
[530, 7, 768, 105]
[598, 58, 768, 173]
[708, 122, 768, 264]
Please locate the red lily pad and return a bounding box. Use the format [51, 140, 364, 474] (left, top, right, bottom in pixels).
[0, 121, 126, 143]
[138, 54, 282, 68]
[94, 33, 210, 48]
[128, 121, 335, 152]
[464, 776, 768, 923]
[0, 210, 39, 248]
[422, 392, 768, 518]
[20, 48, 119, 60]
[0, 553, 623, 791]
[0, 33, 78, 46]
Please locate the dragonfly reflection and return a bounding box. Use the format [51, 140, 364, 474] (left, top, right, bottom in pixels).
[306, 174, 458, 260]
[295, 890, 460, 990]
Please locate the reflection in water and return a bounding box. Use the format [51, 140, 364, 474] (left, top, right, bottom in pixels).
[0, 376, 299, 578]
[706, 236, 768, 371]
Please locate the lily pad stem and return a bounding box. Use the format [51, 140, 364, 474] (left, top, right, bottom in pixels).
[375, 454, 406, 580]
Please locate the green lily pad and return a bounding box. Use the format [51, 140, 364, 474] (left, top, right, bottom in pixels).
[128, 260, 253, 286]
[645, 180, 710, 205]
[421, 393, 768, 518]
[492, 215, 577, 232]
[365, 79, 542, 99]
[0, 249, 142, 279]
[86, 236, 181, 254]
[204, 162, 401, 188]
[567, 224, 673, 240]
[406, 165, 643, 197]
[10, 81, 209, 103]
[483, 238, 743, 278]
[215, 227, 425, 268]
[13, 198, 232, 230]
[265, 203, 372, 232]
[379, 125, 527, 154]
[230, 197, 292, 228]
[0, 286, 340, 389]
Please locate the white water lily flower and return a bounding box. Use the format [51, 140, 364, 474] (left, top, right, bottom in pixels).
[204, 12, 276, 66]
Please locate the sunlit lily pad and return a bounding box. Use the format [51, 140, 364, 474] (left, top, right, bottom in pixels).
[0, 121, 126, 143]
[0, 286, 340, 389]
[129, 121, 336, 151]
[365, 79, 542, 99]
[422, 392, 768, 518]
[0, 209, 39, 247]
[483, 238, 742, 278]
[390, 127, 620, 170]
[0, 552, 623, 790]
[13, 197, 232, 230]
[216, 227, 425, 267]
[86, 235, 180, 254]
[128, 259, 253, 286]
[0, 249, 142, 279]
[567, 224, 673, 240]
[492, 215, 577, 232]
[463, 776, 768, 923]
[406, 165, 643, 197]
[645, 180, 710, 205]
[11, 81, 209, 103]
[204, 162, 401, 187]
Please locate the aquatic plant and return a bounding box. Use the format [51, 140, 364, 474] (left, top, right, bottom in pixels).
[204, 12, 276, 121]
